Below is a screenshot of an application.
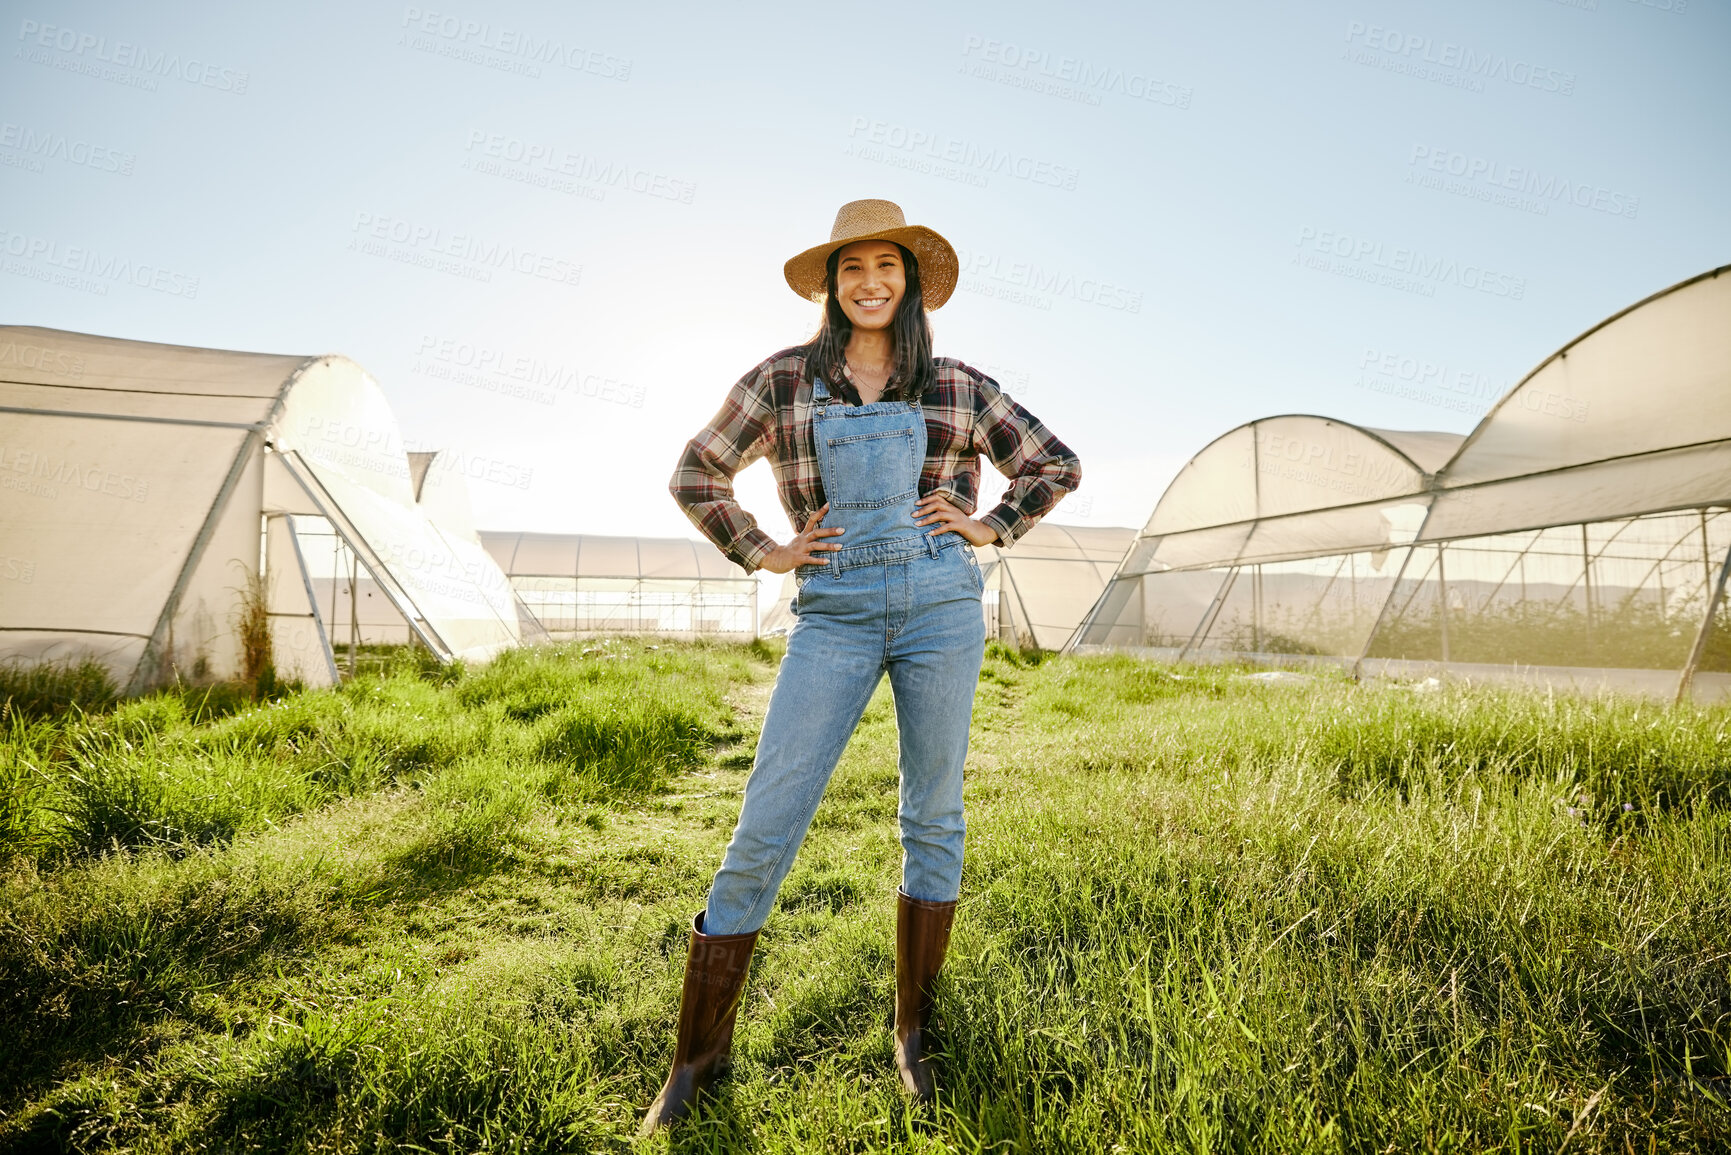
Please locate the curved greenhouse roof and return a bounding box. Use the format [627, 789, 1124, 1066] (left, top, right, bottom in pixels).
[1071, 265, 1731, 701]
[0, 326, 521, 689]
[1422, 265, 1731, 541]
[1131, 416, 1463, 574]
[1146, 416, 1457, 537]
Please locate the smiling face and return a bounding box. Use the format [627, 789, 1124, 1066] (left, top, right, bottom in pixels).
[832, 240, 906, 332]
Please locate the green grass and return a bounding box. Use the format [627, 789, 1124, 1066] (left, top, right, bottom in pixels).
[0, 659, 120, 722]
[0, 639, 1727, 1152]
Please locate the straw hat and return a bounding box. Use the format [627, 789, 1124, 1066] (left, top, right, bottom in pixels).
[783, 199, 959, 310]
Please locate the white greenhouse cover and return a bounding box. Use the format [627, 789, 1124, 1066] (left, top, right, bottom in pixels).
[760, 572, 801, 637]
[1094, 265, 1731, 579]
[975, 522, 1135, 650]
[1128, 416, 1463, 573]
[0, 326, 519, 691]
[1071, 265, 1731, 700]
[480, 532, 747, 581]
[480, 531, 757, 639]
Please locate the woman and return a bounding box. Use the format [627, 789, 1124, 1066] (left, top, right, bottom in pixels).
[645, 199, 1081, 1132]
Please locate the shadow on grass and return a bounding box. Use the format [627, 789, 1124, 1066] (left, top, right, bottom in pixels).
[0, 816, 528, 1129]
[0, 861, 318, 1102]
[186, 987, 643, 1154]
[663, 1084, 765, 1153]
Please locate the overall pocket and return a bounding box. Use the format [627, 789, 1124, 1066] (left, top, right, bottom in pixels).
[822, 429, 918, 509]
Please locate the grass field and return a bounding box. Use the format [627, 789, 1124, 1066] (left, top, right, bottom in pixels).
[2, 640, 1728, 1153]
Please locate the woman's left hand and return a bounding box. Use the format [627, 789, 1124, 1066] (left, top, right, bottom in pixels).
[913, 493, 999, 546]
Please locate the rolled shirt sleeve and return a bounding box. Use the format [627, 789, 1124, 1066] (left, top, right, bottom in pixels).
[669, 362, 780, 573]
[969, 371, 1082, 549]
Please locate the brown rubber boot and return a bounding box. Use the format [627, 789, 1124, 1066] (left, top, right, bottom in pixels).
[639, 911, 758, 1135]
[894, 889, 956, 1103]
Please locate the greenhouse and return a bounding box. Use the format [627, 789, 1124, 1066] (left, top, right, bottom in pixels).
[301, 450, 548, 654]
[0, 326, 521, 690]
[479, 532, 757, 639]
[1070, 265, 1731, 703]
[977, 522, 1135, 650]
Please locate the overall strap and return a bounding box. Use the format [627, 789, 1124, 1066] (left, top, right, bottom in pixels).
[811, 377, 832, 405]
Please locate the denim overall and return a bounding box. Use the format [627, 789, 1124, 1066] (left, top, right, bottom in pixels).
[703, 378, 988, 935]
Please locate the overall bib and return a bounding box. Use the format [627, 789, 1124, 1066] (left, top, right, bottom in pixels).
[703, 378, 988, 935]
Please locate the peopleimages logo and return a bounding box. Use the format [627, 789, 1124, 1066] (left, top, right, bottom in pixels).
[975, 361, 1033, 397]
[1354, 347, 1588, 423]
[1294, 227, 1526, 301]
[1343, 21, 1575, 96]
[377, 538, 515, 603]
[1358, 348, 1504, 403]
[399, 7, 631, 80]
[0, 340, 84, 380]
[296, 415, 535, 491]
[348, 212, 582, 288]
[1407, 145, 1638, 220]
[957, 249, 1141, 313]
[409, 443, 536, 493]
[959, 35, 1193, 109]
[845, 118, 1080, 191]
[0, 443, 151, 502]
[462, 132, 695, 204]
[1242, 431, 1413, 502]
[413, 334, 647, 409]
[15, 19, 249, 93]
[0, 228, 200, 298]
[1355, 348, 1504, 418]
[0, 122, 135, 175]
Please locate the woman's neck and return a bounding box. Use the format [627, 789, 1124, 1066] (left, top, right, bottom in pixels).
[844, 329, 893, 374]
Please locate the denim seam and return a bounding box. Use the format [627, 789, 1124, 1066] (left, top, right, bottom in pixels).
[827, 430, 913, 444]
[827, 403, 914, 418]
[885, 562, 905, 648]
[733, 678, 877, 927]
[830, 488, 918, 510]
[829, 532, 960, 572]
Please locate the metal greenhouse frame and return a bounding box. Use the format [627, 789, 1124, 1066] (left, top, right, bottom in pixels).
[1069, 265, 1731, 704]
[0, 326, 521, 690]
[480, 532, 758, 640]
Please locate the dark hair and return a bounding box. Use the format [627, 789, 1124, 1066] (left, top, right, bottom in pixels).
[803, 243, 935, 403]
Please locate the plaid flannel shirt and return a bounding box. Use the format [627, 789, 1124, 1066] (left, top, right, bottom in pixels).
[670, 347, 1082, 573]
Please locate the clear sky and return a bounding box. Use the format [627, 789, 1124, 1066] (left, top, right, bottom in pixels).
[3, 0, 1726, 551]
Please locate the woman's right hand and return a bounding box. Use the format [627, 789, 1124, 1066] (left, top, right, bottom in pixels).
[760, 504, 843, 573]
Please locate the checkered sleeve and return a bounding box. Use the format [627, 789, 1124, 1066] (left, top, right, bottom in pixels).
[669, 361, 781, 572]
[968, 368, 1082, 549]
